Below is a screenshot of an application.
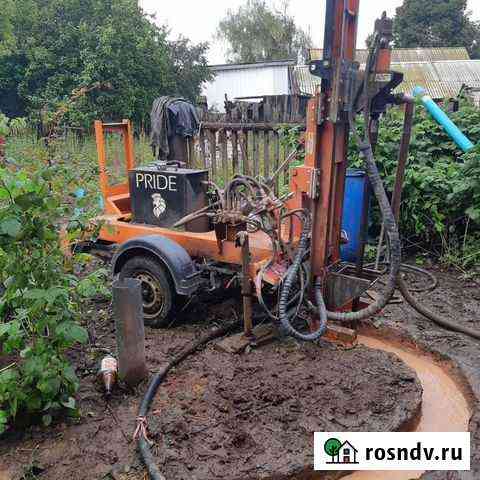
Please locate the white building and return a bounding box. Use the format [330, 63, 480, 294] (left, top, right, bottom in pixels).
[202, 59, 296, 112]
[202, 48, 480, 111]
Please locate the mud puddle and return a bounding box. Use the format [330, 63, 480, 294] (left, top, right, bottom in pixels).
[343, 334, 472, 480]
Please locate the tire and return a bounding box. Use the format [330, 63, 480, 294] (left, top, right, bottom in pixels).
[118, 255, 175, 328]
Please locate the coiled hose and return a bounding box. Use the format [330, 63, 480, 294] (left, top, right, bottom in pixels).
[325, 138, 402, 323]
[370, 262, 438, 293]
[278, 214, 328, 341]
[137, 321, 239, 480]
[277, 109, 402, 331]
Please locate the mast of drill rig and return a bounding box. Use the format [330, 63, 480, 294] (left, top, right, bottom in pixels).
[307, 0, 360, 277]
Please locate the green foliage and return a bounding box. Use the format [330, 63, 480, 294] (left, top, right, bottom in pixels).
[0, 53, 28, 118]
[0, 0, 211, 126]
[217, 0, 312, 63]
[393, 0, 480, 59]
[0, 113, 27, 137]
[0, 0, 14, 55]
[279, 124, 305, 165]
[0, 163, 106, 434]
[454, 145, 480, 222]
[345, 98, 480, 261]
[0, 114, 8, 137]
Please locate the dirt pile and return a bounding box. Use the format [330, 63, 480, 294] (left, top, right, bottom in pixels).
[149, 339, 422, 479]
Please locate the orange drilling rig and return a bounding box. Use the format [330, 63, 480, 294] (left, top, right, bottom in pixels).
[81, 1, 411, 344]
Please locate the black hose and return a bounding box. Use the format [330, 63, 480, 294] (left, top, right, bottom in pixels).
[278, 214, 327, 341]
[336, 125, 480, 340]
[399, 264, 438, 293]
[325, 135, 402, 323]
[137, 322, 239, 480]
[397, 277, 480, 340]
[313, 32, 402, 324]
[373, 248, 480, 340]
[367, 262, 438, 293]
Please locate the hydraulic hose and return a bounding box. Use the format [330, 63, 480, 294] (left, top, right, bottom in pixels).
[397, 277, 480, 340]
[315, 32, 402, 324]
[396, 264, 438, 293]
[137, 321, 239, 480]
[325, 137, 402, 323]
[368, 262, 438, 293]
[278, 214, 327, 341]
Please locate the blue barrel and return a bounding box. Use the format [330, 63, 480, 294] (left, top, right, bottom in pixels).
[341, 169, 370, 262]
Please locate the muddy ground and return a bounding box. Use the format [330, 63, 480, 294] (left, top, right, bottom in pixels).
[366, 266, 480, 480]
[0, 264, 479, 480]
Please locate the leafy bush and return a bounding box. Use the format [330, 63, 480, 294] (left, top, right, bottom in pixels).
[0, 113, 8, 137]
[345, 98, 480, 261]
[0, 112, 27, 137]
[280, 98, 480, 264]
[453, 144, 480, 223]
[0, 164, 103, 433]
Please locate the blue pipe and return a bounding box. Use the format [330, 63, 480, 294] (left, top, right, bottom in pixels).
[413, 86, 474, 153]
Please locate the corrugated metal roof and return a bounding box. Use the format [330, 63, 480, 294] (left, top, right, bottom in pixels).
[309, 47, 470, 63]
[293, 60, 480, 99]
[210, 59, 296, 72]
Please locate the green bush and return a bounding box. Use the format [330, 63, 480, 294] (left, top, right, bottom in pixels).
[346, 98, 480, 262]
[0, 164, 104, 433]
[0, 112, 27, 137]
[281, 98, 480, 265]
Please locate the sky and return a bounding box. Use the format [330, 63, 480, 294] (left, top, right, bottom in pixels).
[140, 0, 480, 64]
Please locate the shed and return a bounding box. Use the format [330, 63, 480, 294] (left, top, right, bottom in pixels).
[203, 60, 296, 112]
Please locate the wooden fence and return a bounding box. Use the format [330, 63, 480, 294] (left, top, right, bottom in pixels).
[192, 95, 309, 192]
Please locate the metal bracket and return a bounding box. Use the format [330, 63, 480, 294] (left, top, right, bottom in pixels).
[330, 59, 358, 123]
[309, 168, 321, 200]
[370, 70, 404, 116]
[344, 62, 361, 113]
[317, 93, 326, 125]
[374, 12, 394, 47]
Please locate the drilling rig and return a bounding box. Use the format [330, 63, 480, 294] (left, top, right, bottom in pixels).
[80, 1, 410, 345]
[80, 0, 480, 349]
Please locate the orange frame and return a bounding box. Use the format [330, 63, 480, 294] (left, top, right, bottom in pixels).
[93, 120, 290, 279]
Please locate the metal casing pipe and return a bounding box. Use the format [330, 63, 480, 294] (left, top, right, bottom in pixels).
[113, 278, 148, 387]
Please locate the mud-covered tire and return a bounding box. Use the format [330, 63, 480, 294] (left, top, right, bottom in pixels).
[118, 255, 175, 328]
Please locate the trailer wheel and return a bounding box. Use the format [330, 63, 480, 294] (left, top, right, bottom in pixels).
[118, 255, 175, 328]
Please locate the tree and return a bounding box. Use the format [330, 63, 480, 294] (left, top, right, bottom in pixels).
[0, 0, 14, 53]
[393, 0, 480, 59]
[167, 37, 212, 102]
[216, 0, 312, 64]
[0, 0, 211, 126]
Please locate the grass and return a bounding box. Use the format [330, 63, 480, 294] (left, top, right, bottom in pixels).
[5, 129, 296, 199]
[5, 130, 154, 206]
